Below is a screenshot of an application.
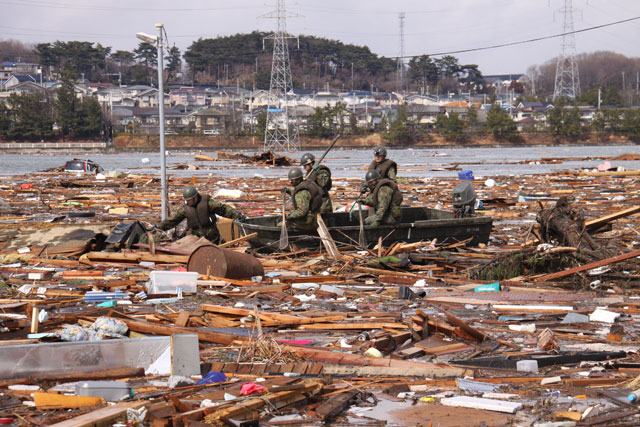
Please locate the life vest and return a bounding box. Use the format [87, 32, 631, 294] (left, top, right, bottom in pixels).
[368, 158, 397, 180]
[372, 178, 403, 212]
[184, 194, 215, 230]
[308, 164, 332, 194]
[292, 180, 323, 213]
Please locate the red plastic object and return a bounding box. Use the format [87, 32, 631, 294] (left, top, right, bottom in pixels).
[20, 184, 33, 189]
[240, 382, 267, 396]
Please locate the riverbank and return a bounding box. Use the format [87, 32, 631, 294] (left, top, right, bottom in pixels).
[112, 132, 634, 151]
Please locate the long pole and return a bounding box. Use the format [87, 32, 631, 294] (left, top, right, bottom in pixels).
[156, 23, 167, 220]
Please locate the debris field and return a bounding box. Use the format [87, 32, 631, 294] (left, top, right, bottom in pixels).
[1, 152, 640, 426]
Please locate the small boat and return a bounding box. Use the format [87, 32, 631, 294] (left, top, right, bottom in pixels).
[237, 206, 493, 253]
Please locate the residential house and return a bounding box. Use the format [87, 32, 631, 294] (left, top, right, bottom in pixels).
[2, 62, 39, 74]
[405, 104, 442, 126]
[3, 81, 48, 97]
[512, 101, 554, 131]
[190, 106, 234, 134]
[132, 106, 190, 134]
[405, 94, 440, 106]
[4, 74, 46, 89]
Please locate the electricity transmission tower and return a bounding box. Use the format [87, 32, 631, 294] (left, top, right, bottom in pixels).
[553, 0, 580, 100]
[263, 0, 300, 152]
[396, 12, 406, 93]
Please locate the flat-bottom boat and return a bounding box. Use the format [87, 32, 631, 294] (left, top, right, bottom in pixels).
[237, 206, 492, 253]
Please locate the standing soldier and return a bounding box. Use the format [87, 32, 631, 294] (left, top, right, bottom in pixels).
[282, 168, 323, 231]
[300, 153, 332, 213]
[154, 186, 246, 245]
[369, 146, 397, 181]
[361, 146, 398, 195]
[359, 169, 403, 228]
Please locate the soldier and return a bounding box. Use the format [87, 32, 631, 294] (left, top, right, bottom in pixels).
[281, 168, 323, 231]
[369, 146, 397, 181]
[359, 169, 403, 228]
[300, 152, 332, 213]
[153, 186, 246, 245]
[360, 146, 398, 195]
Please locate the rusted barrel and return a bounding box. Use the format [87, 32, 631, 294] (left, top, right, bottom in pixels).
[187, 245, 264, 279]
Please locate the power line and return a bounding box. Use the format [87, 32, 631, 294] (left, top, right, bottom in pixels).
[401, 15, 640, 59]
[0, 0, 261, 12]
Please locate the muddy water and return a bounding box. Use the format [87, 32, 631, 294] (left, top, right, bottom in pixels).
[0, 145, 639, 179]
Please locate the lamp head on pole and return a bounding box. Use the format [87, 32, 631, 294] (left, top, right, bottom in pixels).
[135, 32, 157, 44]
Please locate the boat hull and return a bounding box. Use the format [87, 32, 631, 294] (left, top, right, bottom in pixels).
[237, 207, 493, 253]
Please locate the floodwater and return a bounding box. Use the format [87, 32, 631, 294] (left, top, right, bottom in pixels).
[0, 145, 639, 180]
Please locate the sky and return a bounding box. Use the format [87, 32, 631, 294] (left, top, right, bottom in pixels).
[1, 0, 639, 75]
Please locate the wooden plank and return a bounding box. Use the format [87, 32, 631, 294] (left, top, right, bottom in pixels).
[85, 251, 188, 264]
[315, 390, 359, 420]
[34, 392, 104, 409]
[48, 401, 148, 427]
[317, 214, 340, 259]
[175, 311, 191, 328]
[297, 322, 407, 330]
[219, 232, 258, 248]
[535, 249, 640, 282]
[322, 365, 465, 378]
[585, 205, 640, 231]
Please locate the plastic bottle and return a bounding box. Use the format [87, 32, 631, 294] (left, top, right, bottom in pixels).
[627, 390, 640, 403]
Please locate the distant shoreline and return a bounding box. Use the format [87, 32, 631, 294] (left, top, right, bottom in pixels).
[0, 133, 635, 154]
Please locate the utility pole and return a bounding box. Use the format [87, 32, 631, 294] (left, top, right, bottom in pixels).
[553, 0, 580, 100]
[262, 0, 300, 152]
[396, 12, 406, 93]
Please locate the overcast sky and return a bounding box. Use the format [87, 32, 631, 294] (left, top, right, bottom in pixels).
[1, 0, 638, 75]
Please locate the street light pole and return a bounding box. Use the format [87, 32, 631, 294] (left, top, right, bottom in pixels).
[137, 24, 167, 221]
[156, 23, 167, 221]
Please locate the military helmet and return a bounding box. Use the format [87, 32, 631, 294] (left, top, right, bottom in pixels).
[288, 168, 304, 181]
[183, 186, 199, 201]
[365, 169, 381, 183]
[374, 146, 387, 157]
[300, 153, 315, 167]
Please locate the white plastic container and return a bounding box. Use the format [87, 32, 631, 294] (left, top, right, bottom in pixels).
[146, 271, 198, 295]
[75, 381, 132, 401]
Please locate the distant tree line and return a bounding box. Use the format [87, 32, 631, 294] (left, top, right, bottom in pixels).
[0, 72, 103, 141]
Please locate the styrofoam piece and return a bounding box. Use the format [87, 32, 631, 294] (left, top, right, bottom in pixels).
[440, 396, 522, 413]
[147, 271, 198, 295]
[517, 360, 539, 373]
[561, 312, 589, 324]
[589, 308, 620, 323]
[541, 376, 562, 385]
[493, 304, 574, 311]
[509, 324, 536, 333]
[533, 423, 576, 427]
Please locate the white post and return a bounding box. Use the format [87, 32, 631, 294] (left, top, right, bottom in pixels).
[156, 23, 167, 221]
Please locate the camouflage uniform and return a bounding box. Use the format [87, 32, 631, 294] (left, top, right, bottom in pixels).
[286, 180, 323, 231]
[306, 165, 333, 213]
[156, 194, 240, 244]
[368, 158, 398, 181]
[363, 178, 403, 228]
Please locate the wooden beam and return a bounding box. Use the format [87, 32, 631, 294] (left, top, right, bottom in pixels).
[585, 205, 640, 231]
[535, 248, 640, 282]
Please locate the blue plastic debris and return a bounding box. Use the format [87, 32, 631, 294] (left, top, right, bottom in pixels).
[458, 170, 474, 180]
[474, 282, 500, 292]
[196, 371, 227, 385]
